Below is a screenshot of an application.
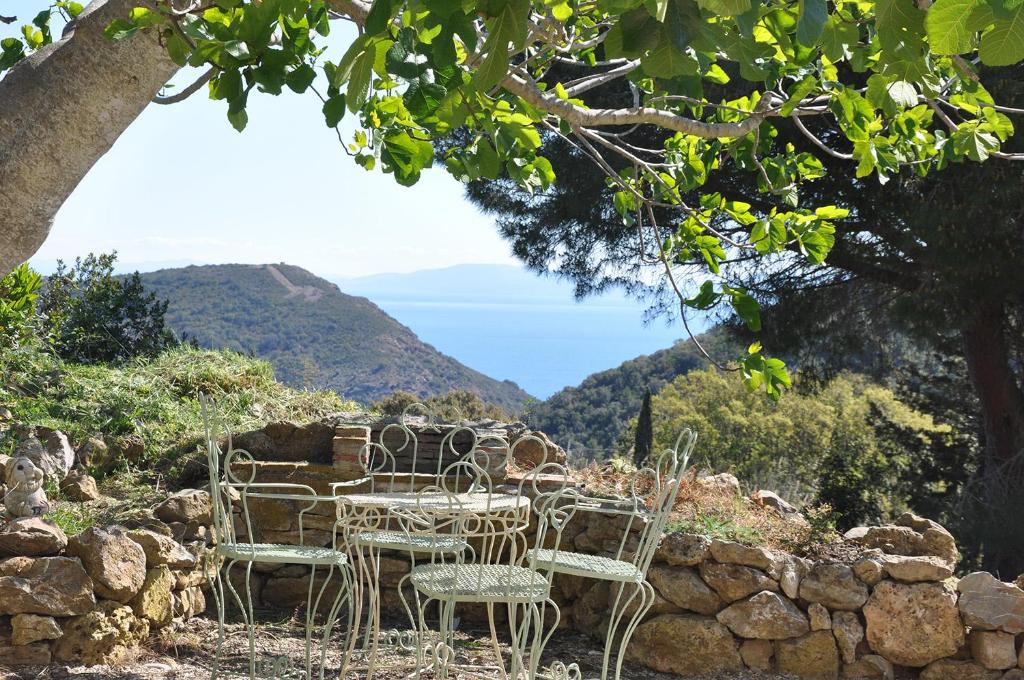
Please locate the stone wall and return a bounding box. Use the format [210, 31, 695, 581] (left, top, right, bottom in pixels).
[0, 493, 214, 667]
[234, 471, 1024, 680]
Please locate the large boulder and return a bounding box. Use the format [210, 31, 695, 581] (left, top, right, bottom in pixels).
[626, 614, 743, 675]
[845, 513, 958, 566]
[67, 526, 147, 603]
[831, 610, 864, 664]
[648, 565, 722, 615]
[126, 529, 197, 569]
[655, 532, 710, 567]
[957, 572, 1024, 634]
[130, 565, 174, 627]
[879, 554, 953, 583]
[0, 517, 67, 556]
[76, 436, 112, 471]
[0, 556, 95, 615]
[13, 426, 74, 480]
[154, 489, 213, 525]
[716, 590, 809, 639]
[799, 563, 869, 611]
[841, 655, 893, 679]
[862, 580, 964, 667]
[60, 468, 101, 501]
[968, 630, 1017, 670]
[699, 561, 778, 602]
[918, 659, 1001, 680]
[0, 642, 52, 666]
[709, 540, 786, 572]
[774, 630, 840, 680]
[53, 600, 150, 665]
[510, 430, 567, 467]
[11, 613, 62, 645]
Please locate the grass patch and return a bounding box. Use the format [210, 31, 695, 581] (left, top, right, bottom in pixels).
[0, 341, 358, 491]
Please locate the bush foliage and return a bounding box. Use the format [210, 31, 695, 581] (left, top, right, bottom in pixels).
[644, 368, 955, 528]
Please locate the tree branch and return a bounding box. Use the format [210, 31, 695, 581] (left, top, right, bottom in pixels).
[152, 67, 214, 104]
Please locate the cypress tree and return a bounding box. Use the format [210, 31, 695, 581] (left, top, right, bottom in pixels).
[634, 388, 653, 466]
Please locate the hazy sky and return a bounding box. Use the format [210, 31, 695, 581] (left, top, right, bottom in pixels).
[5, 4, 516, 277]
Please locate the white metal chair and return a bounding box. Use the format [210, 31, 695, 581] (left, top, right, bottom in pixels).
[530, 429, 696, 680]
[397, 454, 580, 680]
[337, 407, 511, 678]
[201, 394, 357, 680]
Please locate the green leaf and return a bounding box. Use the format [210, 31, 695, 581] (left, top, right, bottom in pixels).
[473, 0, 529, 90]
[347, 47, 375, 112]
[104, 19, 138, 41]
[381, 131, 434, 186]
[726, 287, 761, 332]
[224, 40, 251, 60]
[165, 31, 191, 66]
[285, 63, 316, 93]
[642, 27, 698, 77]
[476, 138, 502, 179]
[227, 107, 248, 132]
[979, 3, 1024, 65]
[323, 94, 346, 126]
[645, 0, 670, 21]
[684, 280, 720, 309]
[796, 0, 827, 46]
[697, 0, 752, 16]
[404, 79, 447, 117]
[780, 75, 817, 116]
[876, 0, 925, 52]
[820, 16, 859, 61]
[926, 0, 991, 54]
[365, 0, 398, 34]
[211, 69, 243, 101]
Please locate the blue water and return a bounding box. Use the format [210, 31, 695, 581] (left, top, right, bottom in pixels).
[366, 297, 687, 399]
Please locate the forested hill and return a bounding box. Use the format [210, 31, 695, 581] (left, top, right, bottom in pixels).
[139, 264, 532, 411]
[526, 328, 738, 458]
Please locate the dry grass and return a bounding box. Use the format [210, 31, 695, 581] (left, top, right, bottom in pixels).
[575, 460, 845, 556]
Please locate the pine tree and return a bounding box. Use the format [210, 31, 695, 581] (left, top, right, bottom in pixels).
[634, 388, 653, 466]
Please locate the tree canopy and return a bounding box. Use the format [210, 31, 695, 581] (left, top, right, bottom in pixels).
[5, 0, 1024, 397]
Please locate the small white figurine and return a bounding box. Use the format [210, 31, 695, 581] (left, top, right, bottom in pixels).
[3, 456, 49, 518]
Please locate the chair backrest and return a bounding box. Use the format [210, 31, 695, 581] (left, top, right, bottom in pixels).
[391, 455, 578, 602]
[201, 393, 236, 549]
[630, 428, 696, 575]
[201, 394, 346, 553]
[362, 403, 506, 493]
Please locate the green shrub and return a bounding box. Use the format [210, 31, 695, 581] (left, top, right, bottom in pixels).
[39, 252, 176, 364]
[0, 263, 43, 348]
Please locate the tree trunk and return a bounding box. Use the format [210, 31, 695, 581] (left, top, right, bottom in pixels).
[960, 299, 1024, 576]
[0, 0, 180, 275]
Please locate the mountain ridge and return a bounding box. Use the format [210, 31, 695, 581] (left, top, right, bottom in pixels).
[138, 263, 532, 411]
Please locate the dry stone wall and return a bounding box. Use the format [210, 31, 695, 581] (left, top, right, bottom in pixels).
[0, 496, 214, 667]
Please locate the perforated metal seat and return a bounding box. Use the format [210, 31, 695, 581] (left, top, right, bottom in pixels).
[219, 542, 349, 566]
[531, 548, 643, 583]
[410, 563, 550, 603]
[353, 530, 467, 553]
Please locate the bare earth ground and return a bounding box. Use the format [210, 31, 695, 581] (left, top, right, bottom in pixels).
[0, 614, 798, 680]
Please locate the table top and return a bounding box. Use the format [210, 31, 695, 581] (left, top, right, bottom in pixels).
[343, 490, 529, 513]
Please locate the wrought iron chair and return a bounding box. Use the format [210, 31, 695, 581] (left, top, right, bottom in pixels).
[201, 394, 357, 680]
[397, 454, 579, 680]
[529, 429, 696, 680]
[335, 406, 510, 678]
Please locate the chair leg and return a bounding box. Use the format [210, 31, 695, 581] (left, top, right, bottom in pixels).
[612, 581, 654, 680]
[321, 563, 354, 680]
[600, 581, 642, 680]
[210, 559, 228, 680]
[224, 559, 257, 680]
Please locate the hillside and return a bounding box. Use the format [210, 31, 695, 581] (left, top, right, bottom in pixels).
[139, 263, 532, 410]
[526, 328, 739, 457]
